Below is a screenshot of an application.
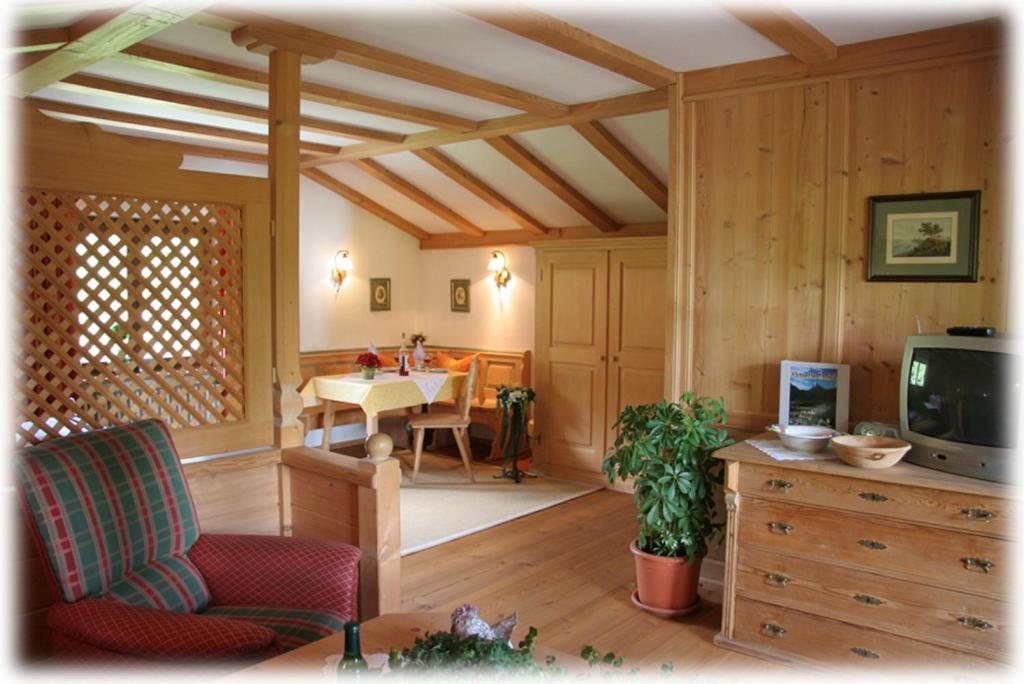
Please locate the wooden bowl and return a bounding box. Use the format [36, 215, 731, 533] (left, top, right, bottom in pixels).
[831, 435, 911, 469]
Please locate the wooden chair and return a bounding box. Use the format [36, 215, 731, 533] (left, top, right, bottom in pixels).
[409, 358, 478, 483]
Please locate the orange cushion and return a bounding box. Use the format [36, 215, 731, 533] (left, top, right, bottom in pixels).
[435, 352, 477, 373]
[378, 352, 399, 368]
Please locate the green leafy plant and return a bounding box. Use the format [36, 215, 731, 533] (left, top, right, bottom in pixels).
[603, 392, 734, 563]
[387, 626, 555, 674]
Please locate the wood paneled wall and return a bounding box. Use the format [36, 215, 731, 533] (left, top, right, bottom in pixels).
[682, 55, 1009, 429]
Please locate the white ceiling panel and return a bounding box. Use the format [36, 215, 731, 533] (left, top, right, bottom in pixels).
[515, 126, 667, 224]
[788, 1, 1001, 46]
[318, 162, 460, 234]
[438, 139, 589, 228]
[374, 152, 522, 232]
[14, 1, 130, 30]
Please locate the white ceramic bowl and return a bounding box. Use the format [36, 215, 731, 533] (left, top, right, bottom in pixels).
[769, 425, 841, 453]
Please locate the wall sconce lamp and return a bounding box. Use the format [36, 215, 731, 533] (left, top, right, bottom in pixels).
[487, 250, 511, 288]
[331, 249, 353, 291]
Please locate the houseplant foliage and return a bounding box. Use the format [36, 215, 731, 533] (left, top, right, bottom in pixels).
[603, 393, 734, 611]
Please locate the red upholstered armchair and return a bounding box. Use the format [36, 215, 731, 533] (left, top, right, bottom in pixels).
[15, 419, 361, 665]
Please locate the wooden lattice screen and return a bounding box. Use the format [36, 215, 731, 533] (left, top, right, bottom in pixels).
[16, 189, 246, 446]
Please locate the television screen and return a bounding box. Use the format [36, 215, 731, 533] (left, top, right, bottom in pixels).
[906, 348, 1021, 449]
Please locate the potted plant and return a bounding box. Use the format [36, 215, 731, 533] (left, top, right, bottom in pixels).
[603, 392, 734, 617]
[355, 351, 382, 380]
[495, 385, 536, 482]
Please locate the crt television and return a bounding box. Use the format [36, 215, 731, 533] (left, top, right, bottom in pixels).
[900, 334, 1021, 483]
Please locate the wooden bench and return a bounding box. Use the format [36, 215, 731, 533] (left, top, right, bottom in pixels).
[299, 348, 531, 458]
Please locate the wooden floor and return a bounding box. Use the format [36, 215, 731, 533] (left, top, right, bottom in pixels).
[401, 489, 788, 674]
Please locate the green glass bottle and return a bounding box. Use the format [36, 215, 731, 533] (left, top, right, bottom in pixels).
[337, 621, 368, 675]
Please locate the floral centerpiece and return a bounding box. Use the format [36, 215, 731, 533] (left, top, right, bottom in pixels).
[495, 386, 536, 483]
[409, 333, 428, 370]
[355, 351, 382, 380]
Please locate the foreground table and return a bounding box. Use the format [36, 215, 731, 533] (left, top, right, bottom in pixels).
[300, 370, 466, 446]
[232, 611, 575, 676]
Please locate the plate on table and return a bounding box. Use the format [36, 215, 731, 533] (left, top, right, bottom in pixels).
[380, 368, 398, 373]
[428, 368, 448, 374]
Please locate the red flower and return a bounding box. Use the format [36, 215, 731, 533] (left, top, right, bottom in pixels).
[356, 352, 382, 368]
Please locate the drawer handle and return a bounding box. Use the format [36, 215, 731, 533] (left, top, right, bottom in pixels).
[853, 594, 885, 606]
[858, 539, 888, 551]
[761, 622, 786, 638]
[961, 557, 995, 573]
[850, 647, 880, 660]
[765, 573, 791, 587]
[961, 507, 996, 521]
[858, 492, 888, 502]
[768, 521, 793, 535]
[767, 479, 794, 491]
[957, 616, 994, 631]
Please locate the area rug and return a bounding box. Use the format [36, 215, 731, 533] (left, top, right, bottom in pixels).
[396, 451, 601, 555]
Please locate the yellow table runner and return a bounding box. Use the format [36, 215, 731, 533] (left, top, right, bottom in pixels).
[301, 370, 467, 418]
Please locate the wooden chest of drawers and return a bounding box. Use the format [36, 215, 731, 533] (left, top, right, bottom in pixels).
[714, 438, 1014, 670]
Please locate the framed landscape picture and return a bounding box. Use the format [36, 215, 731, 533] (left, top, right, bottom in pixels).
[450, 279, 470, 312]
[867, 190, 980, 281]
[369, 278, 391, 311]
[778, 360, 850, 432]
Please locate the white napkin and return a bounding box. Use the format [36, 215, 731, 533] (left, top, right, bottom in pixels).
[410, 372, 449, 403]
[747, 439, 838, 461]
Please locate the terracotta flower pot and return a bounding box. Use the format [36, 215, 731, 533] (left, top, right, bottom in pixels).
[630, 540, 702, 615]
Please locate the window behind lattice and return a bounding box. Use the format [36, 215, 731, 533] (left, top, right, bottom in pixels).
[17, 189, 246, 446]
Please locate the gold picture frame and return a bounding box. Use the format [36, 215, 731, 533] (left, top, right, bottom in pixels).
[450, 279, 470, 312]
[369, 277, 391, 311]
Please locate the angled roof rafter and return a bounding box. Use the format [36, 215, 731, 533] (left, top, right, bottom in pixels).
[571, 121, 667, 212]
[11, 1, 212, 97]
[453, 2, 675, 88]
[721, 2, 837, 64]
[210, 9, 571, 116]
[487, 135, 619, 233]
[60, 73, 406, 143]
[350, 158, 487, 237]
[302, 168, 432, 241]
[115, 43, 480, 132]
[411, 148, 548, 235]
[29, 98, 341, 156]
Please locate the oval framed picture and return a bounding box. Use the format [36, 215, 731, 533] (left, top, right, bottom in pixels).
[450, 279, 470, 312]
[369, 277, 391, 311]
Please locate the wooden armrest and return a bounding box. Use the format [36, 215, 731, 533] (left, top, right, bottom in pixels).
[281, 446, 376, 487]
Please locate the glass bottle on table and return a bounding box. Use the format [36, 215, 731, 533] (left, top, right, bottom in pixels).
[337, 621, 368, 675]
[398, 333, 410, 376]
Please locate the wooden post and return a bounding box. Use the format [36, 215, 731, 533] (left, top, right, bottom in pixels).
[268, 49, 305, 448]
[664, 73, 693, 400]
[358, 456, 401, 619]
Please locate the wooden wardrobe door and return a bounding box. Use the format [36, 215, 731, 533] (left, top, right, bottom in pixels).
[536, 249, 609, 477]
[607, 248, 666, 448]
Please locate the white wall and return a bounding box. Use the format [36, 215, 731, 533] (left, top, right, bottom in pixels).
[418, 246, 534, 352]
[180, 156, 535, 354]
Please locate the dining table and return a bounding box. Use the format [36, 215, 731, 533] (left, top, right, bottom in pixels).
[300, 369, 467, 448]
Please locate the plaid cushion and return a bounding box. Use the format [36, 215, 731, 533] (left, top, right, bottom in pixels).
[202, 606, 347, 653]
[107, 554, 210, 613]
[16, 419, 201, 603]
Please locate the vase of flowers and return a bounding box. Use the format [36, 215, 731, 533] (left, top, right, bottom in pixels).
[356, 352, 382, 380]
[495, 386, 536, 483]
[410, 333, 428, 371]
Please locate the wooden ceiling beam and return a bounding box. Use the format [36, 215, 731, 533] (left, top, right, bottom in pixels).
[11, 1, 212, 97]
[177, 143, 267, 164]
[9, 27, 70, 53]
[115, 44, 478, 132]
[29, 98, 341, 156]
[302, 168, 432, 241]
[455, 2, 675, 88]
[722, 2, 837, 64]
[303, 88, 667, 165]
[487, 136, 619, 233]
[419, 222, 666, 249]
[60, 73, 405, 143]
[572, 121, 667, 211]
[412, 148, 548, 235]
[214, 10, 569, 116]
[351, 158, 486, 237]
